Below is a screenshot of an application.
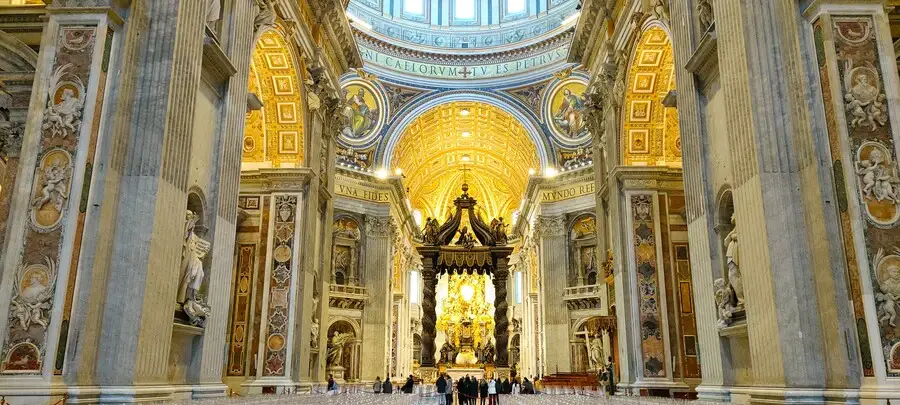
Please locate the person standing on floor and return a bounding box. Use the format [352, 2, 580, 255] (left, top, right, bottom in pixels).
[446, 375, 454, 405]
[436, 374, 448, 405]
[479, 378, 489, 405]
[382, 377, 393, 394]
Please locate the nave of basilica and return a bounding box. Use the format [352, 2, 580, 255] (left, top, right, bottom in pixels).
[0, 0, 898, 404]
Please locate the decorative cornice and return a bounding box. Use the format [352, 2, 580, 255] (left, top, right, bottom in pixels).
[240, 168, 314, 193]
[354, 27, 575, 66]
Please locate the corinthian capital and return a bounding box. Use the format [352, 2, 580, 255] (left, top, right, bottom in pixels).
[365, 215, 394, 237]
[534, 215, 567, 238]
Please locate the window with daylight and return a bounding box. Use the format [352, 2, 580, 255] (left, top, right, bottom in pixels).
[514, 271, 523, 304]
[506, 0, 526, 14]
[455, 0, 476, 20]
[410, 270, 420, 304]
[404, 0, 425, 16]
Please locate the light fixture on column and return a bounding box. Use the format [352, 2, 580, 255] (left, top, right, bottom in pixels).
[459, 108, 470, 117]
[461, 131, 471, 138]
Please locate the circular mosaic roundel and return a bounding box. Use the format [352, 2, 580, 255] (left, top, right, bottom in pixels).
[338, 79, 386, 147]
[544, 77, 591, 146]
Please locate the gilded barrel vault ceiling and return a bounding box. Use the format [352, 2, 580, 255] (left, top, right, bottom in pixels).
[621, 27, 681, 167]
[391, 102, 539, 223]
[242, 30, 305, 168]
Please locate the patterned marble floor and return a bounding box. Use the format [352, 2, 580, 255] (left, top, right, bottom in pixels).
[154, 392, 725, 405]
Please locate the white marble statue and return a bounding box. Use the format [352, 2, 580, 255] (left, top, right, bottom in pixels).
[42, 65, 84, 139]
[310, 317, 320, 349]
[206, 0, 221, 24]
[589, 335, 603, 369]
[714, 278, 736, 329]
[326, 331, 354, 367]
[877, 292, 898, 327]
[32, 161, 72, 212]
[10, 256, 56, 331]
[178, 210, 212, 326]
[254, 0, 277, 38]
[724, 215, 744, 308]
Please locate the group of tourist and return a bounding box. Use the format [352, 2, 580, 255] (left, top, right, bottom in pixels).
[370, 375, 417, 394]
[434, 374, 538, 404]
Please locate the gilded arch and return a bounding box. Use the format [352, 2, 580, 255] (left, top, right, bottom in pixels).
[243, 28, 306, 167]
[619, 26, 680, 167]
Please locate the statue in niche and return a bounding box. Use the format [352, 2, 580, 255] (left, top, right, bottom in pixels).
[713, 278, 737, 329]
[456, 226, 475, 249]
[177, 210, 212, 327]
[310, 317, 320, 348]
[253, 0, 276, 38]
[440, 341, 455, 364]
[723, 214, 743, 309]
[589, 334, 603, 370]
[423, 217, 440, 245]
[482, 339, 495, 364]
[326, 331, 354, 367]
[490, 217, 509, 245]
[205, 0, 221, 24]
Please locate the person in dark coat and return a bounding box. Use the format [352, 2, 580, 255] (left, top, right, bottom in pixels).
[436, 374, 448, 404]
[479, 379, 489, 405]
[468, 376, 477, 404]
[402, 375, 415, 393]
[382, 378, 393, 393]
[502, 378, 511, 394]
[457, 377, 467, 405]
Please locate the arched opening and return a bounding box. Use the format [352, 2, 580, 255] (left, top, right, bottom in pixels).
[620, 26, 681, 167]
[391, 101, 540, 222]
[242, 29, 305, 169]
[332, 216, 361, 286]
[326, 319, 360, 381]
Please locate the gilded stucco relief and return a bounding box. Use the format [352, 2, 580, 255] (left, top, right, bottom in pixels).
[621, 27, 680, 167]
[243, 30, 305, 167]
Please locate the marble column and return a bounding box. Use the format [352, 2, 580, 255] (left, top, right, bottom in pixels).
[359, 215, 393, 380]
[536, 215, 570, 373]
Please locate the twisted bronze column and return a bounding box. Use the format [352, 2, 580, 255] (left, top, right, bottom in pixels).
[421, 267, 438, 367]
[493, 264, 510, 367]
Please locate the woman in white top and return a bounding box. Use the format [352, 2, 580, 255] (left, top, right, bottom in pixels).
[487, 379, 498, 405]
[511, 379, 520, 395]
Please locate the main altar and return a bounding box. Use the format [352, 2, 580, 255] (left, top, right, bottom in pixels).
[416, 183, 514, 382]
